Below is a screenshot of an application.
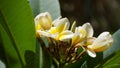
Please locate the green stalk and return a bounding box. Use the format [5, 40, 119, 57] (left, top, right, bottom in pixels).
[58, 62, 65, 68]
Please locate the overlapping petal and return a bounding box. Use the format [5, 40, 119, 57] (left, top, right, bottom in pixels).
[35, 12, 72, 41]
[52, 18, 70, 33]
[87, 32, 113, 52]
[72, 23, 93, 45]
[58, 30, 73, 41]
[72, 32, 81, 45]
[82, 23, 94, 37]
[38, 30, 73, 41]
[37, 30, 57, 39]
[35, 12, 52, 31]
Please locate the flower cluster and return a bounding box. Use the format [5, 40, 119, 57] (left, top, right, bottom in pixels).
[35, 12, 113, 65]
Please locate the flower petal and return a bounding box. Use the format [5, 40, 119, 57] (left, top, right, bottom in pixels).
[72, 32, 81, 45]
[87, 37, 96, 45]
[35, 12, 52, 30]
[58, 30, 73, 41]
[72, 27, 86, 45]
[82, 23, 94, 37]
[49, 27, 58, 34]
[88, 32, 113, 52]
[53, 18, 70, 33]
[87, 49, 96, 58]
[37, 30, 57, 39]
[75, 26, 86, 38]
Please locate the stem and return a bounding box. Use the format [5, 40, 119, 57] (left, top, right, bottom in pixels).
[76, 46, 86, 60]
[57, 62, 65, 68]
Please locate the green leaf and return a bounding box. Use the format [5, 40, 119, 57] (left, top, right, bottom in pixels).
[29, 0, 61, 20]
[0, 0, 36, 68]
[102, 49, 120, 68]
[80, 61, 87, 68]
[0, 25, 22, 68]
[103, 29, 120, 58]
[86, 52, 103, 68]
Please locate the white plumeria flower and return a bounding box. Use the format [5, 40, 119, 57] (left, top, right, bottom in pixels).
[87, 32, 113, 57]
[56, 30, 74, 41]
[49, 18, 70, 34]
[34, 12, 52, 31]
[36, 12, 73, 41]
[71, 23, 113, 58]
[72, 23, 93, 45]
[38, 30, 73, 41]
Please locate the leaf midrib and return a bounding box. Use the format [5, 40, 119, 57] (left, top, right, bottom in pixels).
[0, 9, 24, 67]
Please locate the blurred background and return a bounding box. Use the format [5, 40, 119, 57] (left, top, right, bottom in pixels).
[59, 0, 120, 36]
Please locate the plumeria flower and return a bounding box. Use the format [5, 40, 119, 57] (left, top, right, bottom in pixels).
[35, 12, 114, 66]
[35, 12, 113, 59]
[34, 12, 52, 37]
[35, 12, 73, 41]
[72, 23, 93, 45]
[38, 18, 73, 41]
[87, 32, 113, 57]
[35, 12, 52, 31]
[83, 23, 113, 58]
[72, 23, 113, 58]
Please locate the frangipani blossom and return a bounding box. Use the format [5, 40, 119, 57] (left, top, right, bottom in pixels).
[87, 32, 113, 57]
[34, 12, 52, 37]
[84, 32, 113, 57]
[35, 12, 52, 31]
[38, 30, 73, 41]
[72, 23, 93, 45]
[36, 12, 73, 41]
[49, 18, 70, 34]
[71, 23, 113, 58]
[35, 12, 113, 65]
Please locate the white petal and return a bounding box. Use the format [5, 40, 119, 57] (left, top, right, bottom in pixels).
[37, 30, 57, 39]
[87, 37, 96, 45]
[87, 49, 96, 58]
[53, 18, 70, 33]
[88, 32, 113, 52]
[82, 23, 94, 37]
[75, 26, 86, 38]
[37, 30, 50, 36]
[34, 12, 52, 30]
[59, 30, 74, 41]
[72, 32, 81, 45]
